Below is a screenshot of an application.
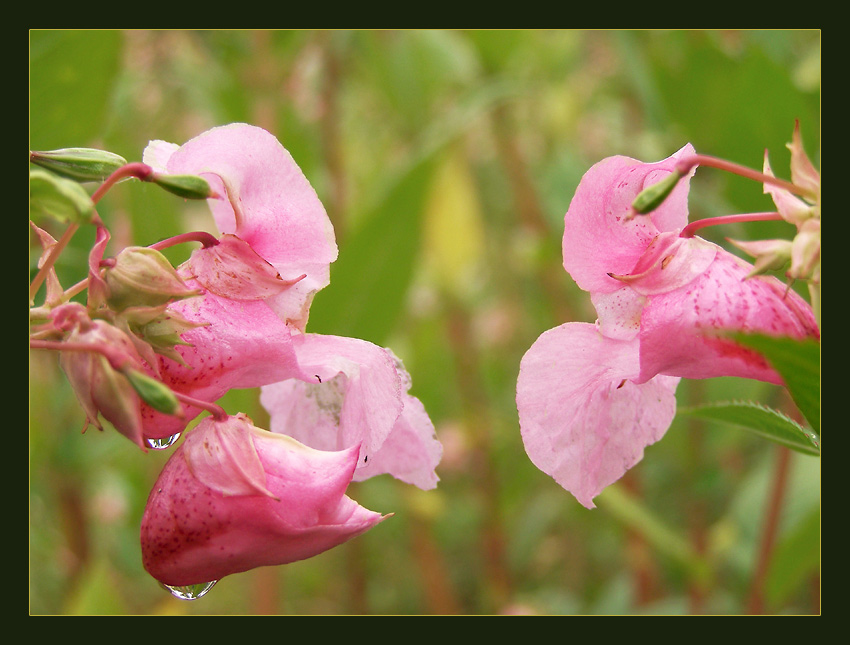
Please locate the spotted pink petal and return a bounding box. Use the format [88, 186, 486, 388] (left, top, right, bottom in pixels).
[516, 322, 679, 508]
[563, 145, 696, 295]
[636, 249, 820, 384]
[141, 286, 306, 440]
[141, 413, 385, 586]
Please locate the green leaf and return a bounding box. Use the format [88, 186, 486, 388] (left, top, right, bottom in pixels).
[732, 333, 820, 436]
[307, 157, 436, 345]
[678, 400, 820, 456]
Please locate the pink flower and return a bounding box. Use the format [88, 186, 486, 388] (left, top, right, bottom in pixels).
[517, 146, 819, 508]
[140, 124, 440, 490]
[260, 334, 443, 490]
[137, 124, 338, 441]
[144, 123, 337, 328]
[140, 413, 385, 587]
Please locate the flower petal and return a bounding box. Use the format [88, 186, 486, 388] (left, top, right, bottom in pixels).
[563, 144, 695, 295]
[141, 414, 385, 586]
[141, 288, 305, 440]
[147, 124, 338, 326]
[637, 249, 820, 383]
[261, 335, 442, 487]
[516, 322, 679, 509]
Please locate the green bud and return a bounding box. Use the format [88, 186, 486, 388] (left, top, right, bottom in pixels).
[105, 246, 200, 310]
[29, 167, 95, 223]
[123, 369, 183, 416]
[30, 148, 128, 182]
[728, 238, 793, 279]
[631, 170, 683, 215]
[152, 173, 214, 200]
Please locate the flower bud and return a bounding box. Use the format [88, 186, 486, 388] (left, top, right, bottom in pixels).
[789, 218, 820, 283]
[151, 173, 216, 200]
[30, 147, 128, 182]
[55, 305, 147, 448]
[728, 238, 793, 278]
[141, 413, 386, 587]
[122, 368, 182, 416]
[29, 168, 95, 223]
[630, 170, 683, 215]
[104, 246, 200, 311]
[120, 303, 205, 365]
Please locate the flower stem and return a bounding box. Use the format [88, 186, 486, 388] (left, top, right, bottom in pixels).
[29, 222, 80, 303]
[675, 154, 807, 197]
[747, 445, 792, 614]
[90, 162, 155, 205]
[149, 231, 220, 252]
[680, 212, 786, 238]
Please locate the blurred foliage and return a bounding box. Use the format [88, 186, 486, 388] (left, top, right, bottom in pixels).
[29, 29, 820, 615]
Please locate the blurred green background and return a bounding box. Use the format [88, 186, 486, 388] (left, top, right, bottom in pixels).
[29, 29, 820, 615]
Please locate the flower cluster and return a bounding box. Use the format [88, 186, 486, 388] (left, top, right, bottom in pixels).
[30, 124, 442, 594]
[516, 138, 819, 509]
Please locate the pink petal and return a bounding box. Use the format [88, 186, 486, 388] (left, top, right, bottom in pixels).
[183, 234, 301, 301]
[562, 145, 695, 295]
[148, 124, 338, 326]
[260, 335, 442, 488]
[141, 414, 385, 586]
[608, 231, 717, 296]
[141, 287, 306, 440]
[352, 393, 443, 490]
[516, 322, 679, 508]
[637, 248, 820, 384]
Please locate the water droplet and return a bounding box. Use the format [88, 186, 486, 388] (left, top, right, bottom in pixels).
[161, 580, 217, 600]
[146, 433, 181, 450]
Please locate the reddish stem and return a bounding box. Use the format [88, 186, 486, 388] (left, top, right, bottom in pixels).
[149, 231, 220, 251]
[675, 154, 806, 197]
[746, 446, 792, 614]
[30, 222, 80, 302]
[90, 162, 155, 205]
[680, 212, 786, 238]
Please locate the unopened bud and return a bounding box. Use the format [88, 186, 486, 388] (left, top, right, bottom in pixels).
[121, 304, 206, 364]
[630, 170, 683, 215]
[30, 147, 128, 182]
[728, 238, 793, 278]
[105, 247, 200, 311]
[123, 369, 183, 416]
[29, 167, 95, 223]
[151, 173, 216, 200]
[57, 313, 147, 448]
[789, 218, 820, 283]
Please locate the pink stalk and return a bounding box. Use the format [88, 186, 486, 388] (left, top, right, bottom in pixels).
[149, 231, 220, 252]
[90, 162, 155, 205]
[680, 212, 786, 238]
[29, 222, 80, 302]
[675, 154, 806, 197]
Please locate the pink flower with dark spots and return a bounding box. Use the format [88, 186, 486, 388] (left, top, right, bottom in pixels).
[140, 413, 385, 587]
[517, 146, 819, 508]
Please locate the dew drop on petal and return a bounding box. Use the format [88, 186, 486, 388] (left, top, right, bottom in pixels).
[160, 580, 217, 600]
[146, 433, 181, 450]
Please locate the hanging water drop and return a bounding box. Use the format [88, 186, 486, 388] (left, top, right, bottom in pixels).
[146, 433, 181, 450]
[161, 580, 218, 600]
